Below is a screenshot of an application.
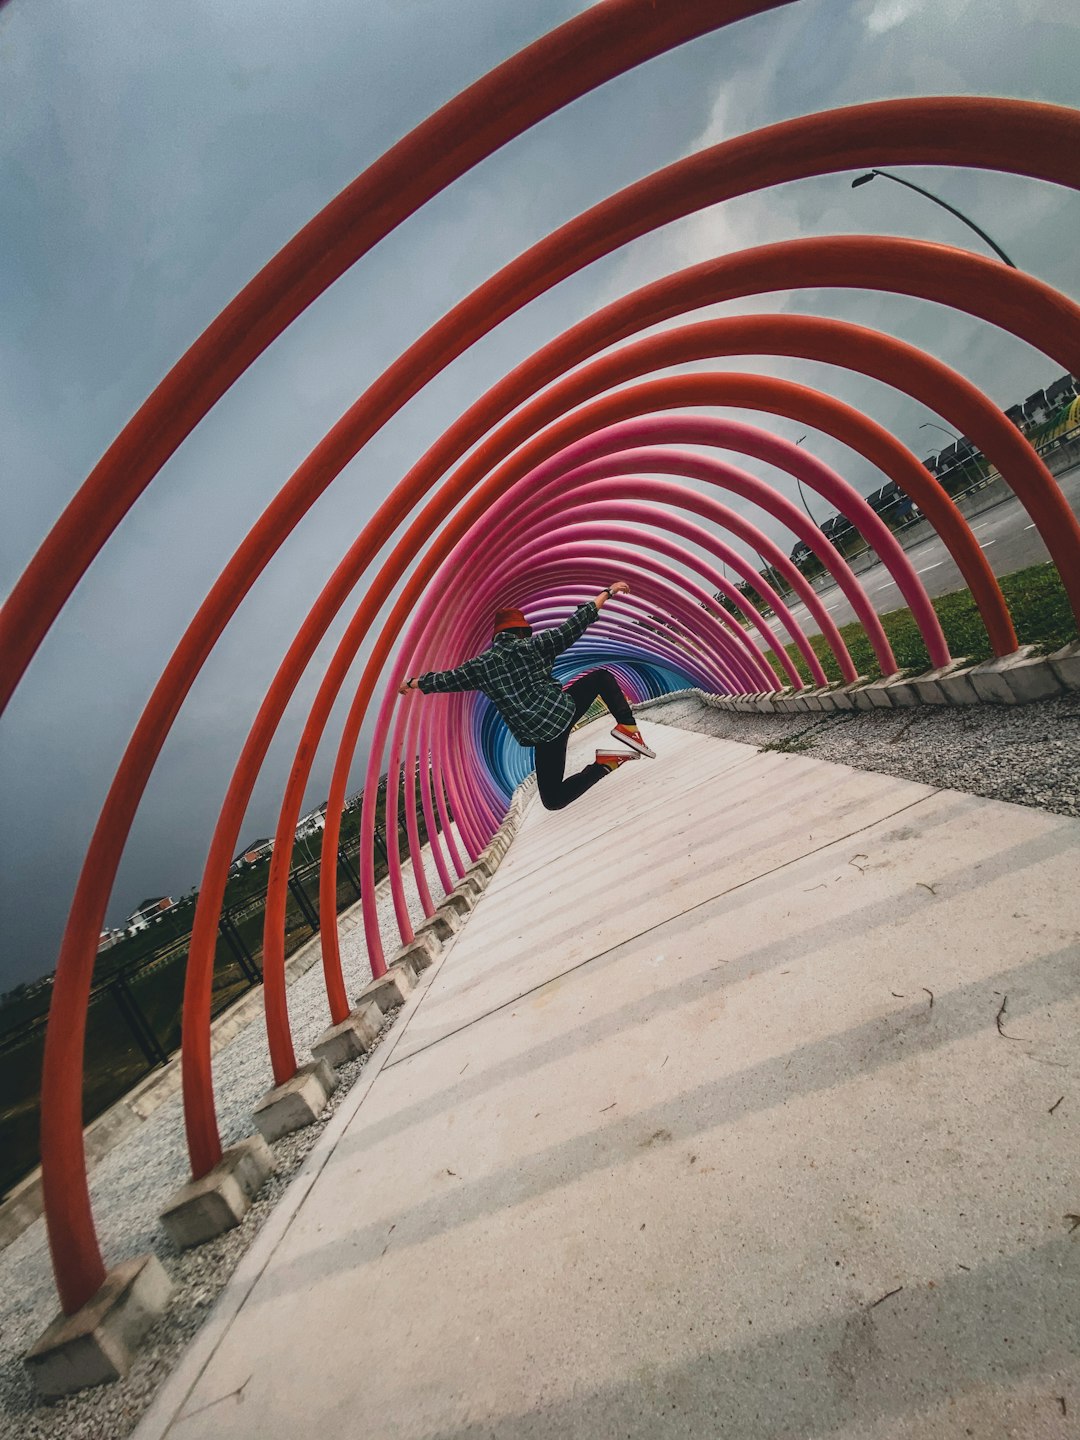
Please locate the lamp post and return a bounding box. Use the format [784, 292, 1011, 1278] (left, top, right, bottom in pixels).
[919, 420, 960, 444]
[790, 434, 823, 528]
[850, 169, 1016, 268]
[919, 420, 981, 494]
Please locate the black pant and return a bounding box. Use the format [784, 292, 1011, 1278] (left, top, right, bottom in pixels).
[534, 669, 635, 811]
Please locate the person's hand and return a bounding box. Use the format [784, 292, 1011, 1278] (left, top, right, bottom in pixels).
[608, 580, 630, 596]
[397, 678, 417, 695]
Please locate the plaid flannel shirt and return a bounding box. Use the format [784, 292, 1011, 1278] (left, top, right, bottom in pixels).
[417, 602, 599, 745]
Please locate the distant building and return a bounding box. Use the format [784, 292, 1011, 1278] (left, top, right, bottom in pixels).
[231, 838, 275, 873]
[97, 927, 125, 953]
[125, 897, 174, 934]
[1045, 375, 1077, 409]
[295, 807, 327, 840]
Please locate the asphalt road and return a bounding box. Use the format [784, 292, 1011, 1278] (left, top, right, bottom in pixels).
[782, 464, 1080, 640]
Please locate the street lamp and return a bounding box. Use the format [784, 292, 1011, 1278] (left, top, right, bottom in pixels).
[850, 169, 1016, 268]
[790, 434, 822, 527]
[918, 421, 960, 444]
[919, 421, 981, 493]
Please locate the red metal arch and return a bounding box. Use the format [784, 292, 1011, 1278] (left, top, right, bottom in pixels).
[27, 92, 1079, 1315]
[2, 0, 794, 712]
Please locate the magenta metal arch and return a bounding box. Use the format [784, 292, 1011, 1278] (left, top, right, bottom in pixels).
[449, 480, 832, 680]
[475, 418, 944, 670]
[397, 568, 719, 858]
[424, 436, 867, 675]
[382, 546, 779, 907]
[393, 570, 745, 881]
[377, 572, 732, 937]
[356, 553, 755, 954]
[422, 480, 817, 688]
[347, 406, 923, 953]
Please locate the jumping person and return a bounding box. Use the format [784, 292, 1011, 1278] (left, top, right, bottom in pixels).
[397, 580, 655, 811]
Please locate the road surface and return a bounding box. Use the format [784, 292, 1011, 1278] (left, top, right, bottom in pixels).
[782, 466, 1080, 639]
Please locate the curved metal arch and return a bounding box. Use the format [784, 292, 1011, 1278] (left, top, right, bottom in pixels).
[35, 107, 1080, 1309]
[6, 92, 1078, 712]
[409, 567, 723, 841]
[45, 222, 1072, 1303]
[361, 553, 758, 939]
[380, 572, 732, 937]
[500, 367, 1014, 655]
[173, 256, 1059, 1192]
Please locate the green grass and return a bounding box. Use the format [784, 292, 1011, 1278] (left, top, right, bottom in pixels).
[763, 562, 1076, 686]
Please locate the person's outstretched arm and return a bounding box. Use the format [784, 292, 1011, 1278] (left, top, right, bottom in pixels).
[398, 653, 486, 695]
[530, 580, 630, 663]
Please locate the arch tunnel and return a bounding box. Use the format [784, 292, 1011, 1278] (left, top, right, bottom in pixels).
[2, 0, 1078, 1335]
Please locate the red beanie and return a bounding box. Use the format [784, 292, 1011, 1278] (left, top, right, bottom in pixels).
[494, 607, 528, 633]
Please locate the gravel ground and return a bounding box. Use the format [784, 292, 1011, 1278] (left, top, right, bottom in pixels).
[639, 691, 1080, 818]
[0, 830, 464, 1440]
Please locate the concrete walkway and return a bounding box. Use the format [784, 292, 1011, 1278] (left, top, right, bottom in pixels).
[137, 720, 1079, 1440]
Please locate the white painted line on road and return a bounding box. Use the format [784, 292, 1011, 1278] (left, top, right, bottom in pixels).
[918, 562, 944, 573]
[981, 539, 996, 546]
[1024, 523, 1037, 530]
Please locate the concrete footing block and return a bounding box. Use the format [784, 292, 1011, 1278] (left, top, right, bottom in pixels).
[394, 931, 441, 972]
[415, 909, 459, 943]
[999, 655, 1064, 703]
[311, 1002, 382, 1068]
[853, 673, 907, 709]
[755, 690, 787, 712]
[936, 667, 980, 704]
[825, 677, 870, 711]
[442, 890, 474, 919]
[356, 963, 416, 1014]
[456, 873, 486, 899]
[25, 1254, 173, 1399]
[159, 1136, 274, 1249]
[797, 686, 831, 712]
[968, 645, 1039, 704]
[909, 659, 973, 706]
[252, 1060, 337, 1144]
[1049, 639, 1080, 690]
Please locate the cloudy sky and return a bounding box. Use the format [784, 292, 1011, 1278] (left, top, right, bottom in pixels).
[1, 0, 1078, 987]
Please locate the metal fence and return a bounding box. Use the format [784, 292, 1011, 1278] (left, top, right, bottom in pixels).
[731, 424, 1080, 614]
[0, 823, 399, 1200]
